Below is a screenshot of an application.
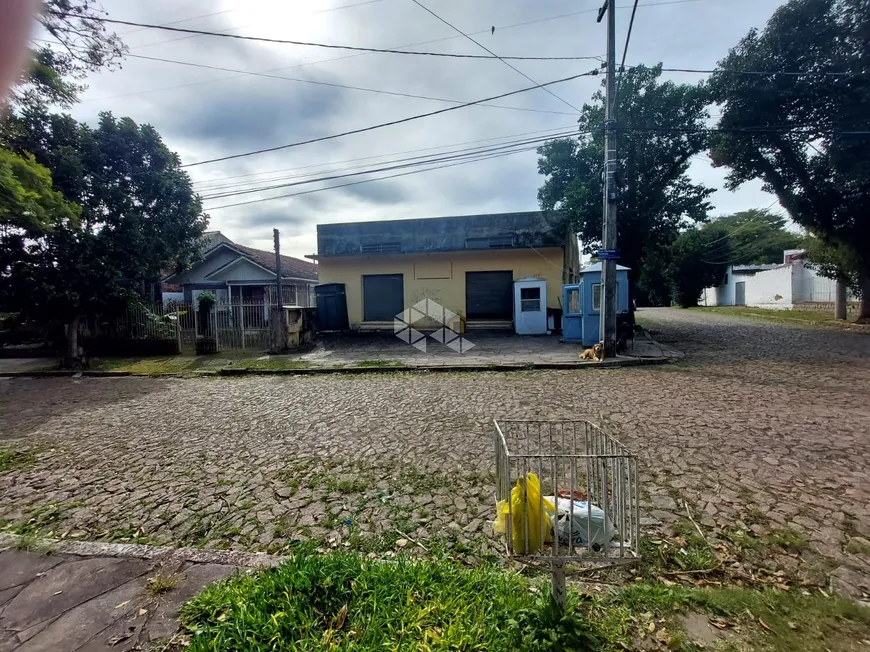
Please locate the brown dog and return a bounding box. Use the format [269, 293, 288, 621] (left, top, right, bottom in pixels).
[579, 343, 603, 361]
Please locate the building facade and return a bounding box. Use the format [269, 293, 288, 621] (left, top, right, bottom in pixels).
[164, 232, 318, 307]
[316, 211, 579, 330]
[700, 249, 860, 313]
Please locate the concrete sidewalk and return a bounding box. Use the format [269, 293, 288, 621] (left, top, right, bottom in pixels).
[0, 330, 681, 377]
[0, 539, 278, 652]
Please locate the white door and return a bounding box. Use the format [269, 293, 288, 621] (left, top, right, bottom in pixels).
[514, 279, 548, 335]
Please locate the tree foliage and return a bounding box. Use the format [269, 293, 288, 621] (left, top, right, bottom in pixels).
[667, 226, 732, 308]
[701, 209, 803, 265]
[803, 235, 862, 295]
[1, 109, 207, 350]
[10, 0, 126, 107]
[709, 0, 870, 319]
[0, 148, 79, 234]
[537, 65, 714, 305]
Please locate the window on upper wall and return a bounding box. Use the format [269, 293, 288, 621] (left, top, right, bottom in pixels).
[520, 287, 541, 312]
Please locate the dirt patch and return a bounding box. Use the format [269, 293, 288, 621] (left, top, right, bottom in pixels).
[680, 612, 725, 648]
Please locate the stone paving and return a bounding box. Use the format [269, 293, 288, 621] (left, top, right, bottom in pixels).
[0, 543, 265, 652]
[0, 308, 869, 598]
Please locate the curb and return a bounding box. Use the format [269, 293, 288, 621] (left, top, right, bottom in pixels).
[0, 533, 285, 569]
[0, 356, 671, 378]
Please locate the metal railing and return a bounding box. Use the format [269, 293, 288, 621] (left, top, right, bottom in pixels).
[494, 419, 640, 603]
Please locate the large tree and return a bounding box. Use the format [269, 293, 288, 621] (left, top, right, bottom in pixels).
[702, 208, 804, 265]
[667, 226, 733, 308]
[709, 0, 870, 321]
[537, 65, 714, 305]
[1, 110, 207, 361]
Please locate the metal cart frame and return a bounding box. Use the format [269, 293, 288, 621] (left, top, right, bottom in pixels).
[494, 419, 640, 604]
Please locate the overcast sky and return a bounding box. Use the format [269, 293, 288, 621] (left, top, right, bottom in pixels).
[59, 0, 787, 259]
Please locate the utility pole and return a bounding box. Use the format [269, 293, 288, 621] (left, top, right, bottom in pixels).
[273, 228, 283, 306]
[598, 0, 618, 357]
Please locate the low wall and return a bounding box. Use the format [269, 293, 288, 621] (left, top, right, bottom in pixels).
[269, 307, 317, 353]
[792, 301, 862, 316]
[82, 337, 180, 357]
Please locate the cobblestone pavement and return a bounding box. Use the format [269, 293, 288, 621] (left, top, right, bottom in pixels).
[1, 308, 869, 595]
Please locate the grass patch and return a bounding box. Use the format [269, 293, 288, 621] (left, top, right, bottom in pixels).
[178, 550, 870, 652]
[845, 537, 870, 556]
[180, 550, 597, 651]
[691, 306, 858, 325]
[604, 582, 870, 652]
[0, 448, 37, 473]
[13, 534, 56, 555]
[231, 358, 312, 371]
[12, 504, 67, 536]
[89, 356, 204, 373]
[768, 528, 809, 553]
[147, 575, 178, 596]
[354, 359, 405, 368]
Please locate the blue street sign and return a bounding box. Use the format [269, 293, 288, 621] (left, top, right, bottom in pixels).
[597, 249, 621, 260]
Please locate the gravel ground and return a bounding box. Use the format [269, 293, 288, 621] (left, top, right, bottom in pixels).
[1, 308, 869, 593]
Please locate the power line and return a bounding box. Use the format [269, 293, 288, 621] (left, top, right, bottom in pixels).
[631, 64, 863, 77]
[181, 68, 600, 167]
[195, 129, 579, 194]
[99, 52, 578, 117]
[205, 146, 535, 212]
[619, 0, 640, 74]
[127, 0, 387, 51]
[117, 8, 238, 36]
[198, 130, 582, 200]
[62, 1, 710, 104]
[613, 0, 640, 118]
[409, 0, 582, 113]
[614, 125, 870, 135]
[47, 11, 605, 61]
[191, 124, 580, 187]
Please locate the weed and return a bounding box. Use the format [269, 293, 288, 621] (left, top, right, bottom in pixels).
[354, 360, 405, 368]
[13, 504, 67, 536]
[768, 528, 809, 553]
[147, 575, 177, 596]
[0, 448, 37, 473]
[331, 477, 367, 494]
[273, 516, 293, 540]
[845, 537, 870, 556]
[13, 534, 56, 555]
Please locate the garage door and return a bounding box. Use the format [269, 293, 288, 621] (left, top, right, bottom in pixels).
[363, 274, 404, 321]
[466, 271, 513, 320]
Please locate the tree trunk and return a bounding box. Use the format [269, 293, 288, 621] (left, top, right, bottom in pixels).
[858, 271, 870, 324]
[64, 316, 80, 368]
[835, 280, 847, 320]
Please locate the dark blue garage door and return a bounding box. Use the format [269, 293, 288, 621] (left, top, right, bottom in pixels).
[363, 274, 404, 321]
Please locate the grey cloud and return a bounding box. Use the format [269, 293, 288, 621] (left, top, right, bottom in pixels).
[228, 209, 309, 230]
[79, 0, 788, 260]
[156, 76, 344, 152]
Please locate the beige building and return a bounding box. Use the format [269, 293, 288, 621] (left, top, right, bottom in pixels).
[315, 211, 579, 330]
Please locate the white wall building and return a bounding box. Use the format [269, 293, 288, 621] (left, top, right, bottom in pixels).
[700, 250, 857, 312]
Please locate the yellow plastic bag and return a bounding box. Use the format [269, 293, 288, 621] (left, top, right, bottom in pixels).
[493, 472, 554, 554]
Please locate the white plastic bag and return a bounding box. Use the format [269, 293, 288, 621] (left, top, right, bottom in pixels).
[544, 495, 618, 547]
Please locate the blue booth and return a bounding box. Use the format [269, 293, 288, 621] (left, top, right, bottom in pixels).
[562, 262, 630, 346]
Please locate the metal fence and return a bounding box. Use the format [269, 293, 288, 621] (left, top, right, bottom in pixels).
[174, 301, 272, 353]
[494, 419, 640, 601]
[89, 301, 280, 354]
